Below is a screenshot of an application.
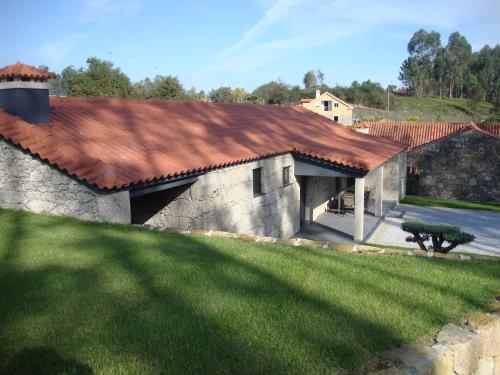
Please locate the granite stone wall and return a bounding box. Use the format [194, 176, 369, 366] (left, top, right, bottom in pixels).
[0, 139, 131, 223]
[131, 154, 301, 238]
[365, 153, 406, 212]
[304, 176, 336, 221]
[408, 130, 500, 203]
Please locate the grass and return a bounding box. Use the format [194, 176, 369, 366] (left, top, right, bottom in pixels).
[0, 209, 499, 374]
[354, 95, 494, 122]
[401, 195, 500, 212]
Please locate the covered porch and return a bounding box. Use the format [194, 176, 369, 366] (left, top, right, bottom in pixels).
[293, 154, 402, 243]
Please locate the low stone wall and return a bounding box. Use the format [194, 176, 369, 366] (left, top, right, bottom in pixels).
[0, 139, 131, 223]
[131, 154, 300, 238]
[370, 313, 500, 375]
[408, 130, 500, 203]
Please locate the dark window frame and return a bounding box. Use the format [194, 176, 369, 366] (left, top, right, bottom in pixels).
[333, 115, 339, 122]
[253, 167, 263, 196]
[282, 166, 291, 187]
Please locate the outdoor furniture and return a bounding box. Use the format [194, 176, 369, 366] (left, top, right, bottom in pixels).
[343, 191, 355, 211]
[326, 189, 371, 214]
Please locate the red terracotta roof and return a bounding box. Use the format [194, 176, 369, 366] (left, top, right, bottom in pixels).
[479, 123, 500, 137]
[354, 121, 500, 150]
[301, 98, 314, 103]
[0, 62, 56, 80]
[0, 97, 406, 190]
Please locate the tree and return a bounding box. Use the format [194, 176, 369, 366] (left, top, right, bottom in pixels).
[209, 87, 234, 103]
[253, 80, 291, 105]
[401, 221, 474, 253]
[316, 69, 325, 86]
[433, 47, 447, 98]
[243, 94, 264, 104]
[150, 75, 184, 99]
[232, 87, 247, 103]
[399, 57, 419, 96]
[406, 29, 441, 97]
[133, 75, 185, 100]
[66, 57, 133, 97]
[303, 70, 317, 90]
[446, 32, 472, 99]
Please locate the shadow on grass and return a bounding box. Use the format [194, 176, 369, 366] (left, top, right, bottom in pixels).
[3, 347, 93, 375]
[0, 210, 498, 374]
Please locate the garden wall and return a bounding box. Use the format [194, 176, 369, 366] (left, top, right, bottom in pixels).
[370, 313, 500, 375]
[0, 139, 131, 223]
[408, 130, 500, 203]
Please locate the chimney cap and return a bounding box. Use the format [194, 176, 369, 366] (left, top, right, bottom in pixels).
[0, 62, 56, 81]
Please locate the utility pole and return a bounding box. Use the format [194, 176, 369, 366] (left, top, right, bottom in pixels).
[387, 86, 390, 111]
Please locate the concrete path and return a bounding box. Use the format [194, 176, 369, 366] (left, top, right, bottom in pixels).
[295, 210, 382, 244]
[366, 204, 500, 256]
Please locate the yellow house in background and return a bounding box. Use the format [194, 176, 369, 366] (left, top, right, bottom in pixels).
[301, 90, 353, 125]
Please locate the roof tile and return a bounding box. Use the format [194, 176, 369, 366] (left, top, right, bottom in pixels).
[355, 121, 500, 150]
[0, 62, 56, 80]
[0, 97, 406, 190]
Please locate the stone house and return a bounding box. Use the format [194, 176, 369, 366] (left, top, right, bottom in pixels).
[355, 121, 500, 203]
[0, 63, 407, 241]
[301, 90, 353, 125]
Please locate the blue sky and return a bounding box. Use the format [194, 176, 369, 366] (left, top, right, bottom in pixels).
[1, 0, 499, 92]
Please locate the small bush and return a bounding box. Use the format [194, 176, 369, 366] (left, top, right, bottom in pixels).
[405, 115, 420, 122]
[401, 221, 475, 253]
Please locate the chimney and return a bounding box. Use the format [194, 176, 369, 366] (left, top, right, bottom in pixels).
[0, 62, 56, 124]
[315, 89, 321, 99]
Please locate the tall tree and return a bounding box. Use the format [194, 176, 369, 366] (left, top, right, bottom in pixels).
[253, 80, 290, 105]
[150, 75, 185, 99]
[303, 70, 317, 90]
[399, 57, 419, 95]
[432, 47, 448, 98]
[406, 29, 441, 97]
[209, 87, 234, 103]
[446, 32, 472, 99]
[316, 69, 325, 87]
[66, 57, 133, 97]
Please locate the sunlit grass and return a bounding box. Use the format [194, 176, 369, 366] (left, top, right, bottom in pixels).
[0, 208, 498, 374]
[402, 195, 500, 212]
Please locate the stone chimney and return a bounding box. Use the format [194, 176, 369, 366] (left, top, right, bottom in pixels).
[0, 62, 56, 124]
[315, 89, 321, 99]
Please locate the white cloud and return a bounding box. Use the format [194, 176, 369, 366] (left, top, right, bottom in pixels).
[80, 0, 143, 24]
[34, 34, 89, 63]
[199, 0, 498, 75]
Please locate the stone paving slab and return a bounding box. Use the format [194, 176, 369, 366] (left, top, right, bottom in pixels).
[366, 204, 500, 257]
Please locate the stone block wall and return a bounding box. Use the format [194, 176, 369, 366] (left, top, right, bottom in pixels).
[0, 139, 131, 223]
[408, 130, 500, 203]
[304, 176, 336, 221]
[131, 154, 300, 238]
[365, 153, 406, 213]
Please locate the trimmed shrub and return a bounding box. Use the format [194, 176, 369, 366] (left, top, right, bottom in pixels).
[401, 221, 475, 253]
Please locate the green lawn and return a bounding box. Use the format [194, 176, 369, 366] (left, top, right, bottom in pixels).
[0, 209, 498, 375]
[354, 95, 494, 122]
[401, 195, 500, 212]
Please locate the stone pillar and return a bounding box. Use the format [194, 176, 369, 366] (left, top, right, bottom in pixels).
[354, 177, 365, 242]
[375, 165, 384, 217]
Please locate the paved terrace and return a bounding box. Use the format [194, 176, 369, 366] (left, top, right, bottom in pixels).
[367, 204, 500, 257]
